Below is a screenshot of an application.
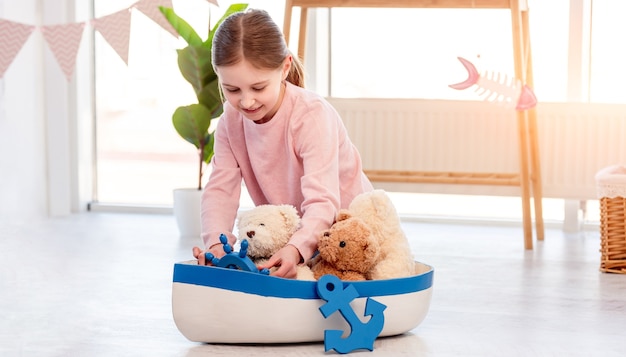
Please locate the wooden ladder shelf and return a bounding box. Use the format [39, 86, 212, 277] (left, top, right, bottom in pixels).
[283, 0, 544, 249]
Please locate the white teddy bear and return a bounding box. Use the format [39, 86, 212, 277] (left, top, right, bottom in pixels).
[236, 204, 315, 280]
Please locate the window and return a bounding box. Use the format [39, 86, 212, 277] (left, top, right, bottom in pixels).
[93, 0, 284, 206]
[588, 0, 626, 103]
[90, 0, 613, 222]
[324, 2, 570, 102]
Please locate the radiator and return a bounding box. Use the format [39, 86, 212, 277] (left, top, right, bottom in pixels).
[328, 98, 626, 200]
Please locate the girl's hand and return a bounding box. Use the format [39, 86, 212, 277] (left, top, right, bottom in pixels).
[192, 243, 226, 266]
[258, 244, 303, 279]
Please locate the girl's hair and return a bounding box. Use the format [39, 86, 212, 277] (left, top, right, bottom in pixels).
[212, 9, 305, 88]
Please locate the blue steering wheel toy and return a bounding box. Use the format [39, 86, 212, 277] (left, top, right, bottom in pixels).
[204, 234, 270, 275]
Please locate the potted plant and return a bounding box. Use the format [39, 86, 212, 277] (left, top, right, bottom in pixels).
[159, 3, 248, 237]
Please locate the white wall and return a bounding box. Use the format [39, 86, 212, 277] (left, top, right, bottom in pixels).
[0, 0, 88, 221]
[0, 0, 47, 220]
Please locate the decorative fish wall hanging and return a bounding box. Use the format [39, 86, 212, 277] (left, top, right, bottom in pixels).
[449, 56, 537, 111]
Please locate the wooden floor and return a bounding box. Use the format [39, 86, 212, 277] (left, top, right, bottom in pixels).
[1, 212, 625, 357]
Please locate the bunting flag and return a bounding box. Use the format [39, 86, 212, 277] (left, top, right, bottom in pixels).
[134, 0, 178, 38]
[0, 19, 36, 78]
[40, 23, 85, 81]
[0, 1, 221, 81]
[92, 8, 132, 65]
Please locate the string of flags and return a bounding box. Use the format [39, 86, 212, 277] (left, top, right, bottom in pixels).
[0, 0, 219, 81]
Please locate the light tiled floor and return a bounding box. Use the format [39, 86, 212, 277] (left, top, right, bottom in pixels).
[1, 212, 624, 356]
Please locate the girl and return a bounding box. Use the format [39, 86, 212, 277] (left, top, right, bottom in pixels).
[192, 8, 373, 278]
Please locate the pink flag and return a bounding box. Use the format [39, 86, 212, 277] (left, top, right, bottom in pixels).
[206, 0, 219, 5]
[134, 0, 178, 38]
[40, 22, 85, 81]
[0, 19, 36, 78]
[92, 8, 132, 65]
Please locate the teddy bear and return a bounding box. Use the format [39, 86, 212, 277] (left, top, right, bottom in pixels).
[347, 189, 415, 280]
[310, 210, 380, 281]
[236, 204, 315, 280]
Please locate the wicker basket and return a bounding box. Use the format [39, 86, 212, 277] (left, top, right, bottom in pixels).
[599, 197, 626, 273]
[596, 165, 626, 274]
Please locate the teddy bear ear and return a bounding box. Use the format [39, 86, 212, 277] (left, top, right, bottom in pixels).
[279, 205, 301, 231]
[336, 210, 352, 222]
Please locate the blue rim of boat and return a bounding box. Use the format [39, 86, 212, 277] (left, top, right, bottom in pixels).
[173, 262, 434, 300]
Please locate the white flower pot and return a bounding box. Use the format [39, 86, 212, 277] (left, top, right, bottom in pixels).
[173, 188, 202, 238]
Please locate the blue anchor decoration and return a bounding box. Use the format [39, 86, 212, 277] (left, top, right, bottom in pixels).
[316, 274, 387, 354]
[204, 234, 269, 275]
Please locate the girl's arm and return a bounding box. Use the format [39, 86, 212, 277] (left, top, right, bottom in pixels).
[288, 102, 346, 262]
[200, 116, 243, 250]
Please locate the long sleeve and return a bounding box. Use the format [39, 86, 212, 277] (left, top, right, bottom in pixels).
[200, 114, 243, 249]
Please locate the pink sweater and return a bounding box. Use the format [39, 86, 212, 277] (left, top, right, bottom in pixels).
[200, 82, 373, 261]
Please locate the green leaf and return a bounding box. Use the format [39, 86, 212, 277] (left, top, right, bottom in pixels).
[177, 46, 213, 96]
[205, 3, 249, 47]
[159, 6, 203, 46]
[197, 77, 223, 118]
[172, 104, 213, 149]
[202, 133, 215, 164]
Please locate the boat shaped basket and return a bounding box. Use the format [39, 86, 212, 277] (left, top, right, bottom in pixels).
[171, 260, 434, 344]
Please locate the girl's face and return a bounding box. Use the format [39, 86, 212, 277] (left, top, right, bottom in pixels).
[216, 57, 291, 123]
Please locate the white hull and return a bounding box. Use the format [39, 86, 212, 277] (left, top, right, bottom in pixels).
[172, 260, 434, 344]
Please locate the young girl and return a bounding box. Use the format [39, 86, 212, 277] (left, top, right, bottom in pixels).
[192, 8, 373, 278]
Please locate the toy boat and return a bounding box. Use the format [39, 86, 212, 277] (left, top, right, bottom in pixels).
[171, 259, 434, 345]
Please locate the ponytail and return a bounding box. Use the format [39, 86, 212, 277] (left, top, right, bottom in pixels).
[287, 52, 305, 88]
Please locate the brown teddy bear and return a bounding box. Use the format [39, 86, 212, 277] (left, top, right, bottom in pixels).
[236, 204, 315, 280]
[310, 210, 380, 281]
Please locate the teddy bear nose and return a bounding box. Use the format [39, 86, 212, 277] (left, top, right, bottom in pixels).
[247, 231, 255, 239]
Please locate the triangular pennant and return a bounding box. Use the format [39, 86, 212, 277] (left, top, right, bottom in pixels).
[134, 0, 178, 38]
[205, 0, 219, 5]
[40, 22, 85, 81]
[0, 19, 36, 78]
[92, 8, 132, 65]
